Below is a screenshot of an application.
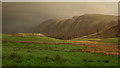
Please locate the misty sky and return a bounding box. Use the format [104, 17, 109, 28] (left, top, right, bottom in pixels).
[3, 2, 118, 33]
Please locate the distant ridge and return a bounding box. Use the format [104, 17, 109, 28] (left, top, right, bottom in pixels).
[32, 14, 118, 39]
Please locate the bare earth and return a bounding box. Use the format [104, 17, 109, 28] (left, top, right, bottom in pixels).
[3, 40, 119, 56]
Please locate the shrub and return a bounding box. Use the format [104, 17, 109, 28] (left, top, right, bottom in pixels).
[9, 52, 21, 59]
[83, 59, 87, 62]
[103, 60, 109, 63]
[44, 56, 49, 61]
[27, 50, 31, 52]
[52, 54, 66, 64]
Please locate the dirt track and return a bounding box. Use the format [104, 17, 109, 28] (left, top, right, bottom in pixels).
[67, 40, 119, 56]
[3, 40, 119, 56]
[66, 40, 104, 44]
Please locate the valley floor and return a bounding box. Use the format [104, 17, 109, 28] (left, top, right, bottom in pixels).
[2, 34, 119, 66]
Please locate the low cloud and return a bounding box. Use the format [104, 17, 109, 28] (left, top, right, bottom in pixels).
[2, 2, 118, 33]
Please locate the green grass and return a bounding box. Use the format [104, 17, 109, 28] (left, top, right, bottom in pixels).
[3, 42, 118, 66]
[2, 34, 119, 66]
[2, 34, 63, 43]
[97, 38, 119, 44]
[72, 38, 119, 44]
[72, 38, 101, 41]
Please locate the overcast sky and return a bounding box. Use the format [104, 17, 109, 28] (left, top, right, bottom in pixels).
[2, 2, 118, 33]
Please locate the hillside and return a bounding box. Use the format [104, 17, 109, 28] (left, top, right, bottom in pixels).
[81, 25, 119, 38]
[3, 33, 63, 42]
[32, 14, 118, 39]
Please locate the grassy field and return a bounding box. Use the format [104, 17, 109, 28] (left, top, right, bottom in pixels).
[97, 38, 119, 44]
[2, 34, 64, 43]
[72, 38, 119, 44]
[72, 38, 101, 41]
[2, 34, 119, 66]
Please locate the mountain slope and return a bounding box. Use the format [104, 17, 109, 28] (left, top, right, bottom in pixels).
[33, 14, 118, 39]
[81, 25, 119, 38]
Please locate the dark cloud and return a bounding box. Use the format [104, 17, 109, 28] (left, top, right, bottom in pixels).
[2, 2, 117, 33]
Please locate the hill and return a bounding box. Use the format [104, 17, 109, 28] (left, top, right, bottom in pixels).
[81, 25, 119, 38]
[3, 33, 63, 42]
[32, 14, 118, 39]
